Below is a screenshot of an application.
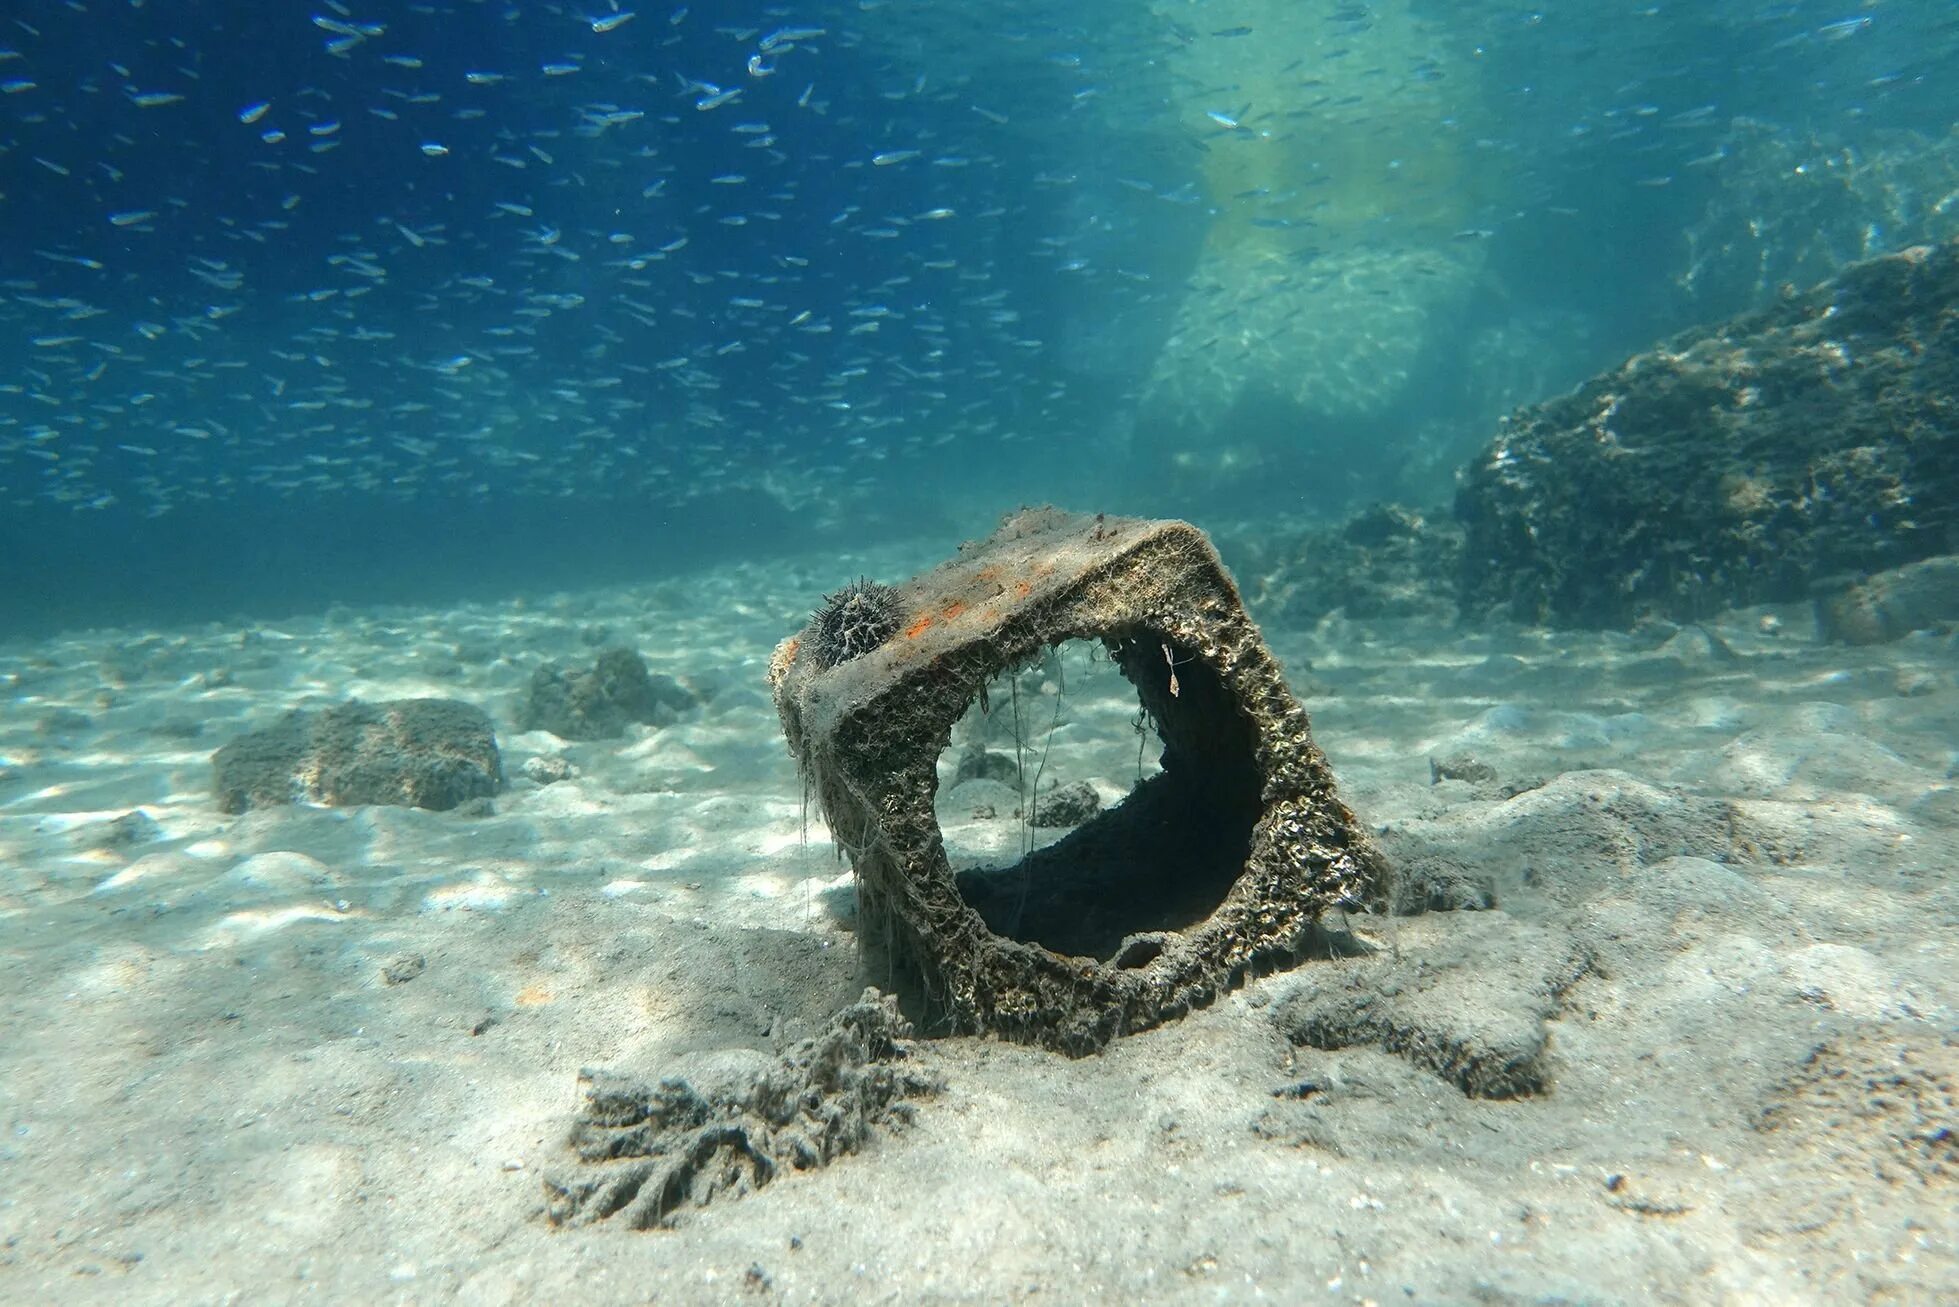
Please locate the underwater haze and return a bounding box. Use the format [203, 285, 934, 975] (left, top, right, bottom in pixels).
[4, 0, 1956, 631]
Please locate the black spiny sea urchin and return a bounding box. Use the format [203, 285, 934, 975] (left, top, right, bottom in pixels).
[811, 577, 905, 670]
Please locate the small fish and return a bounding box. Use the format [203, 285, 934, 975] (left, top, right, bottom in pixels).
[760, 26, 824, 51]
[871, 149, 919, 166]
[589, 11, 636, 33]
[312, 15, 381, 38]
[1210, 26, 1254, 37]
[237, 100, 271, 124]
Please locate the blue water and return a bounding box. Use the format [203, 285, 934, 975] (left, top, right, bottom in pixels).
[3, 1, 1955, 634]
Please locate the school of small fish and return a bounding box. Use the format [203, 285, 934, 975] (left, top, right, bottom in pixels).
[0, 0, 1948, 518]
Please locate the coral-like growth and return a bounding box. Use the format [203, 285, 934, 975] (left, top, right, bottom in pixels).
[544, 989, 940, 1229]
[809, 578, 905, 670]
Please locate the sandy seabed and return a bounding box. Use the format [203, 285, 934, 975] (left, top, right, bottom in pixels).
[2, 539, 1955, 1306]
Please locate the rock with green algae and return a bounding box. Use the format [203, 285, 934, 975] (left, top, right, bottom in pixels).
[1815, 555, 1959, 645]
[1456, 238, 1959, 628]
[516, 646, 696, 741]
[212, 697, 502, 813]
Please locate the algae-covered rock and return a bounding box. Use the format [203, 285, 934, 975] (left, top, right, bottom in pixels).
[516, 647, 695, 740]
[1815, 555, 1959, 645]
[1457, 238, 1959, 628]
[212, 698, 502, 813]
[1030, 780, 1101, 829]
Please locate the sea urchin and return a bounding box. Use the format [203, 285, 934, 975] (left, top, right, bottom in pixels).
[810, 577, 905, 670]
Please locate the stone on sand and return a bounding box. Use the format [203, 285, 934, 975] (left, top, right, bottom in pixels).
[516, 646, 697, 741]
[211, 697, 503, 813]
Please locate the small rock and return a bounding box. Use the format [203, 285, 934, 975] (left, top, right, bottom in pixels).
[1657, 624, 1737, 664]
[381, 954, 427, 985]
[84, 810, 162, 852]
[1030, 780, 1100, 828]
[517, 648, 697, 741]
[1816, 555, 1959, 645]
[1897, 670, 1940, 698]
[953, 747, 1019, 787]
[522, 755, 577, 785]
[1430, 751, 1498, 785]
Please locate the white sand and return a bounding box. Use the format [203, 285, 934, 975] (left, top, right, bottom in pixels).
[2, 542, 1955, 1304]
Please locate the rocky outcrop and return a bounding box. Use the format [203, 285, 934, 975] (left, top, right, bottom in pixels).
[1456, 239, 1959, 627]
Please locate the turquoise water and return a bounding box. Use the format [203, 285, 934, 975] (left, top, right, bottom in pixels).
[2, 1, 1955, 630]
